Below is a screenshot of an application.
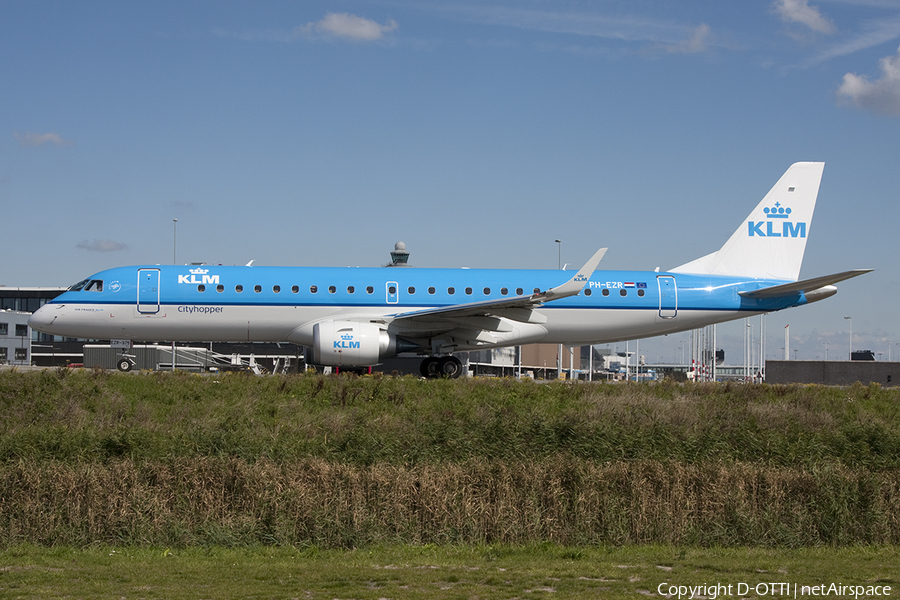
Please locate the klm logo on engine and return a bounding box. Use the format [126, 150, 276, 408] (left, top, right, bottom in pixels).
[748, 203, 806, 238]
[178, 268, 220, 285]
[334, 333, 360, 349]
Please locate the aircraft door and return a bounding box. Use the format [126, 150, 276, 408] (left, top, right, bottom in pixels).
[657, 275, 677, 318]
[137, 269, 161, 314]
[386, 281, 399, 304]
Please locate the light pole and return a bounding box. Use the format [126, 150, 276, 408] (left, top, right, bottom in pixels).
[172, 218, 179, 371]
[173, 218, 178, 265]
[554, 239, 562, 377]
[747, 322, 752, 379]
[844, 316, 852, 360]
[824, 342, 828, 361]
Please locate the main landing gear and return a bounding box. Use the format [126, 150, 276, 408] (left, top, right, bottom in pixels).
[419, 356, 463, 379]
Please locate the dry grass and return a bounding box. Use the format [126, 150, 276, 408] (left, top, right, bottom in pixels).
[2, 457, 898, 548]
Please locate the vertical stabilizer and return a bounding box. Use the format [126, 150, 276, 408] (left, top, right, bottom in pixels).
[671, 162, 824, 281]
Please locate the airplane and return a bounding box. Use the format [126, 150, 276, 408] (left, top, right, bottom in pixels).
[29, 162, 870, 378]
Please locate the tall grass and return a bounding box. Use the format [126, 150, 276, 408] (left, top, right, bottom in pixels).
[2, 370, 899, 548]
[1, 457, 898, 548]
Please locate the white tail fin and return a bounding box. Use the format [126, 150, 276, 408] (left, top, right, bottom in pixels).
[671, 162, 824, 281]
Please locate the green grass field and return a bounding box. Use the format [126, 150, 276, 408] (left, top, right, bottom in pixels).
[2, 544, 898, 599]
[1, 369, 899, 596]
[2, 369, 899, 468]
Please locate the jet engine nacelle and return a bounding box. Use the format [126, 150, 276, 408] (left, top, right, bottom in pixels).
[312, 320, 398, 367]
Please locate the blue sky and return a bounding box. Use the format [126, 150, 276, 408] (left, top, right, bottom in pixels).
[2, 0, 899, 365]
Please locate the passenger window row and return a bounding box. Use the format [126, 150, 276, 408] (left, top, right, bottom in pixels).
[587, 288, 646, 297]
[194, 284, 646, 298]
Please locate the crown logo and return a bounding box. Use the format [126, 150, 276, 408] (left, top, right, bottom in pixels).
[341, 334, 354, 340]
[763, 202, 792, 219]
[189, 268, 209, 274]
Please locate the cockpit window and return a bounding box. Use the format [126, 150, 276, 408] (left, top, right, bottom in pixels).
[70, 279, 103, 292]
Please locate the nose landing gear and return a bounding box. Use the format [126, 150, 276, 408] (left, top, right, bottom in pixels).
[419, 355, 463, 379]
[117, 354, 136, 372]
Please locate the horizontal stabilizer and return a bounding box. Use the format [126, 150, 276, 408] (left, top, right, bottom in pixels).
[739, 269, 872, 298]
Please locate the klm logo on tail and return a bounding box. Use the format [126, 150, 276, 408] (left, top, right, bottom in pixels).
[748, 203, 806, 238]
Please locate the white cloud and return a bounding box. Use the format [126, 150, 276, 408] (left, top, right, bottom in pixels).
[14, 131, 74, 147]
[805, 14, 900, 65]
[76, 239, 129, 253]
[294, 13, 399, 42]
[452, 5, 693, 46]
[838, 45, 900, 115]
[661, 23, 711, 54]
[438, 5, 723, 57]
[774, 0, 836, 33]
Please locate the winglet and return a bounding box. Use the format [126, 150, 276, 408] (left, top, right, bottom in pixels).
[537, 247, 607, 301]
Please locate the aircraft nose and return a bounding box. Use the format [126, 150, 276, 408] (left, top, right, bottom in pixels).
[28, 304, 60, 333]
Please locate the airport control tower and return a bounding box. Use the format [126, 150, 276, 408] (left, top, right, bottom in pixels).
[386, 241, 410, 267]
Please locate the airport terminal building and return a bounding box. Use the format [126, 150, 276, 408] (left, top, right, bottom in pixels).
[0, 309, 32, 366]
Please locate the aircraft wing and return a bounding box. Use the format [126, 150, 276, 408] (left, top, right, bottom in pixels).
[391, 247, 607, 327]
[738, 269, 873, 299]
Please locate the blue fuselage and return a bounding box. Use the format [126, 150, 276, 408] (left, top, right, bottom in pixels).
[30, 264, 806, 348]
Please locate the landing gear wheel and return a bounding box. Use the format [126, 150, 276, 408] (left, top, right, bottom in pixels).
[420, 357, 440, 378]
[437, 356, 463, 379]
[117, 358, 133, 372]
